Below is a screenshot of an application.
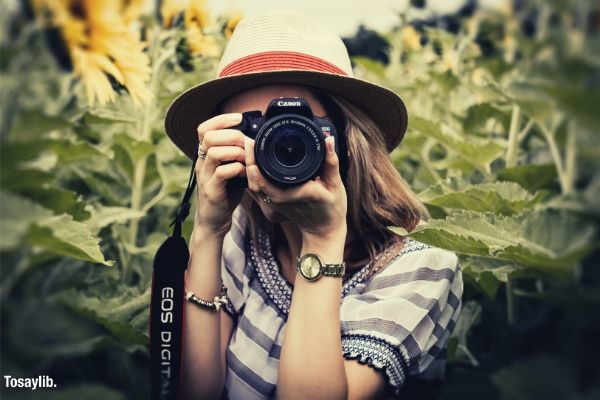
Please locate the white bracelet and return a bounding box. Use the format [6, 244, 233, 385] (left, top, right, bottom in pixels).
[185, 284, 228, 312]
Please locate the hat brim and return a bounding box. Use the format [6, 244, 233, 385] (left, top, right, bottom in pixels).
[164, 70, 408, 160]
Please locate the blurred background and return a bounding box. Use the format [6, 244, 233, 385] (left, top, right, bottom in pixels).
[1, 0, 599, 399]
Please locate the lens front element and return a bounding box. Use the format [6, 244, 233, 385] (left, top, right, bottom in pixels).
[255, 115, 326, 185]
[273, 130, 306, 167]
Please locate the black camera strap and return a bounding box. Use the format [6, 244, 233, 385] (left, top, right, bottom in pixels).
[150, 157, 197, 400]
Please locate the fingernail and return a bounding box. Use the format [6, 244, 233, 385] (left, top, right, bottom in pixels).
[229, 113, 242, 122]
[326, 136, 335, 152]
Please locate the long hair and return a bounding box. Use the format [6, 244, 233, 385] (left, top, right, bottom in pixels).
[240, 88, 428, 276]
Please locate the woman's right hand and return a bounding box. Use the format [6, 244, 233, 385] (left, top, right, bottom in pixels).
[194, 113, 247, 237]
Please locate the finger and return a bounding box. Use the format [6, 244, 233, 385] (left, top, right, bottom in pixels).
[244, 138, 258, 192]
[203, 129, 246, 149]
[245, 165, 261, 193]
[280, 179, 331, 203]
[320, 136, 342, 187]
[202, 146, 246, 176]
[197, 113, 243, 142]
[213, 162, 246, 182]
[205, 162, 246, 199]
[245, 137, 256, 167]
[246, 165, 287, 202]
[197, 114, 242, 167]
[247, 164, 329, 204]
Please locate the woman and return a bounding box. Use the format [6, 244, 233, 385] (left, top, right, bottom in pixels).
[164, 12, 463, 400]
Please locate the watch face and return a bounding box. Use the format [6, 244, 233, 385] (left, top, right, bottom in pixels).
[299, 254, 321, 281]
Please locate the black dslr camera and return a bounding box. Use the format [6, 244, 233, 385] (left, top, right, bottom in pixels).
[228, 97, 347, 188]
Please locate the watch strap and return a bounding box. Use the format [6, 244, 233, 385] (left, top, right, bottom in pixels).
[321, 262, 346, 278]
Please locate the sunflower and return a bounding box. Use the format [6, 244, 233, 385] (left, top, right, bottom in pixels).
[160, 0, 187, 28]
[185, 0, 220, 56]
[161, 0, 221, 57]
[224, 11, 243, 39]
[33, 0, 152, 107]
[400, 25, 422, 51]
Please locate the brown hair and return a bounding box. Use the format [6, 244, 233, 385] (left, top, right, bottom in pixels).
[239, 88, 429, 277]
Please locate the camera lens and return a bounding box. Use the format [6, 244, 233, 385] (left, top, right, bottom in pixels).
[254, 115, 326, 186]
[273, 129, 306, 167]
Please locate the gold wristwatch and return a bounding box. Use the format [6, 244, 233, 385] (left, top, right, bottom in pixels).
[297, 253, 346, 282]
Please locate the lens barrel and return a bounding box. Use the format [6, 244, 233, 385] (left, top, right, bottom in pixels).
[254, 115, 326, 186]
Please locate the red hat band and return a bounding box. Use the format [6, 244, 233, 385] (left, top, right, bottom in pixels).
[218, 51, 348, 77]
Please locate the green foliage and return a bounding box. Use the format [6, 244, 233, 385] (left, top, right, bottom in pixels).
[394, 210, 596, 273]
[409, 116, 506, 174]
[1, 1, 599, 399]
[418, 180, 547, 215]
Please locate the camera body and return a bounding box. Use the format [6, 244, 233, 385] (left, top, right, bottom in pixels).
[228, 97, 346, 188]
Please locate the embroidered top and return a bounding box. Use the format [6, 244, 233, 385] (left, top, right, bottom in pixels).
[219, 206, 463, 399]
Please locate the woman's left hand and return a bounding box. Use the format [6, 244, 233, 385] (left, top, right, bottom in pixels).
[245, 136, 348, 242]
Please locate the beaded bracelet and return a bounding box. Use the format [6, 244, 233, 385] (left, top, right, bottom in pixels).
[185, 284, 228, 312]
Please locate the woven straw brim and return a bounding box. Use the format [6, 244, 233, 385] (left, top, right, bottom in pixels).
[164, 70, 408, 160]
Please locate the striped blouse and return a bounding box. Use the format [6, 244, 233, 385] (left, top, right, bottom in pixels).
[219, 206, 463, 399]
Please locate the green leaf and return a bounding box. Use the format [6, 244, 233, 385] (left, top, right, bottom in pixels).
[157, 163, 192, 194]
[4, 300, 124, 362]
[448, 300, 481, 366]
[391, 210, 597, 274]
[0, 168, 89, 219]
[83, 205, 146, 234]
[85, 100, 138, 123]
[430, 70, 460, 92]
[51, 140, 109, 164]
[497, 164, 558, 192]
[9, 109, 72, 140]
[540, 80, 600, 132]
[418, 180, 547, 215]
[74, 110, 134, 143]
[1, 137, 106, 166]
[71, 166, 131, 206]
[352, 56, 387, 78]
[461, 256, 520, 299]
[25, 214, 114, 266]
[462, 102, 510, 133]
[410, 116, 505, 174]
[51, 286, 151, 342]
[505, 81, 556, 122]
[391, 133, 428, 159]
[539, 175, 600, 217]
[113, 133, 155, 164]
[0, 191, 53, 250]
[55, 291, 148, 347]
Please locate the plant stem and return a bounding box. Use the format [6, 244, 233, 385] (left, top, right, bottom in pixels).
[538, 121, 570, 194]
[564, 121, 577, 195]
[0, 252, 29, 301]
[125, 28, 166, 280]
[506, 275, 516, 325]
[116, 235, 129, 275]
[421, 138, 444, 184]
[128, 157, 147, 246]
[506, 104, 520, 168]
[517, 119, 534, 142]
[109, 287, 151, 320]
[142, 188, 168, 213]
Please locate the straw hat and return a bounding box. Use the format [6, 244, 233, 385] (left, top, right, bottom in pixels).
[164, 11, 408, 160]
